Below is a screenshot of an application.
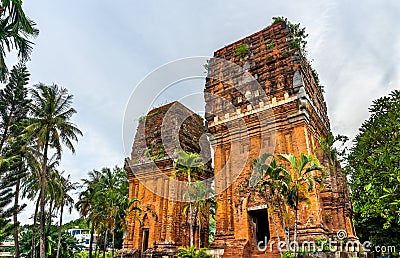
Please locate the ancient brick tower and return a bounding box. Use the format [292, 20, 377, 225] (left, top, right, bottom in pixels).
[123, 102, 212, 257]
[204, 21, 356, 257]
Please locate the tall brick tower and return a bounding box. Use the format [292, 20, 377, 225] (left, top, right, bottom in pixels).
[204, 20, 355, 257]
[123, 102, 212, 257]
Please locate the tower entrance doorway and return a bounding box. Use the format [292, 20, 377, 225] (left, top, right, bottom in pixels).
[248, 208, 270, 247]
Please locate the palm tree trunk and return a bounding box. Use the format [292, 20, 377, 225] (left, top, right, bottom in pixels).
[294, 209, 298, 256]
[32, 194, 40, 258]
[112, 229, 115, 258]
[262, 193, 281, 253]
[102, 230, 108, 258]
[95, 233, 101, 258]
[47, 201, 53, 226]
[271, 213, 281, 253]
[56, 198, 64, 258]
[198, 222, 201, 249]
[188, 172, 194, 247]
[39, 137, 49, 258]
[195, 206, 202, 248]
[89, 222, 95, 258]
[277, 197, 289, 246]
[189, 202, 193, 247]
[294, 197, 299, 256]
[13, 175, 21, 258]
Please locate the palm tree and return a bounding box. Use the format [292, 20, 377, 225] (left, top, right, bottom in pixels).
[173, 151, 206, 247]
[21, 155, 58, 258]
[0, 0, 39, 81]
[56, 173, 77, 258]
[251, 153, 291, 253]
[13, 136, 41, 258]
[99, 167, 139, 258]
[26, 83, 82, 258]
[45, 166, 63, 226]
[75, 170, 102, 258]
[118, 196, 142, 247]
[279, 153, 324, 252]
[97, 167, 119, 258]
[207, 196, 216, 245]
[76, 167, 138, 258]
[183, 181, 214, 249]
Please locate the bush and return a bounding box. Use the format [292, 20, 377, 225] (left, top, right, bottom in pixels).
[266, 42, 275, 50]
[281, 250, 294, 258]
[235, 43, 248, 57]
[177, 246, 212, 258]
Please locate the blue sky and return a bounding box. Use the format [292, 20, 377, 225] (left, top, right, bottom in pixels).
[14, 0, 400, 223]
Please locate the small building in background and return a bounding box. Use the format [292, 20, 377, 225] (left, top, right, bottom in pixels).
[0, 237, 14, 258]
[68, 227, 98, 250]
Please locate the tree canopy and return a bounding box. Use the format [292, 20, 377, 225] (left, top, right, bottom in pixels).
[346, 90, 400, 249]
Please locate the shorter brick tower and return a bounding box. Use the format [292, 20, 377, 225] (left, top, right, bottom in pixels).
[123, 102, 212, 257]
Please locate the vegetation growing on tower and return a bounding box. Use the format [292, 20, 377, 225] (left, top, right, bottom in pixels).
[272, 16, 324, 93]
[234, 43, 249, 57]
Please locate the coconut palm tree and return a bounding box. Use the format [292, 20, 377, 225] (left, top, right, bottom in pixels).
[76, 167, 139, 258]
[279, 153, 324, 252]
[21, 155, 58, 258]
[55, 173, 77, 258]
[75, 170, 102, 258]
[96, 167, 120, 258]
[45, 167, 63, 226]
[111, 186, 142, 255]
[26, 83, 82, 258]
[173, 151, 206, 247]
[12, 136, 41, 258]
[98, 167, 139, 258]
